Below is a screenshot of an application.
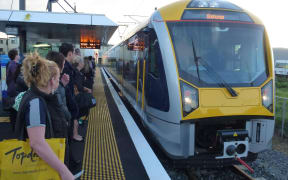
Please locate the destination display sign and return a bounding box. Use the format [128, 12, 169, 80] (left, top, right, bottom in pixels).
[80, 41, 100, 49]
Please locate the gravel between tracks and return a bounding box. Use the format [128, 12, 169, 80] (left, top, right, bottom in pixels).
[165, 149, 288, 180]
[247, 149, 288, 180]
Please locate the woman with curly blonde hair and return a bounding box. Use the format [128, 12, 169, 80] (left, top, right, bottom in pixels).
[15, 53, 74, 180]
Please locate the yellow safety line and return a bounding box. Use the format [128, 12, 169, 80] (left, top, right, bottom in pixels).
[81, 68, 126, 180]
[82, 102, 95, 179]
[0, 117, 10, 123]
[142, 60, 146, 110]
[136, 60, 140, 103]
[93, 104, 98, 178]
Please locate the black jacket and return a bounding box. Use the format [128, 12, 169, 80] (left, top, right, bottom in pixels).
[62, 60, 79, 120]
[15, 85, 68, 139]
[75, 69, 86, 93]
[81, 68, 94, 89]
[15, 72, 28, 93]
[62, 60, 76, 96]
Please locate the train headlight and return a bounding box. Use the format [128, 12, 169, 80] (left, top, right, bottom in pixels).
[261, 80, 273, 112]
[181, 82, 199, 116]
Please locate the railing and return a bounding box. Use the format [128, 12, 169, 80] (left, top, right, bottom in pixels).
[276, 96, 288, 138]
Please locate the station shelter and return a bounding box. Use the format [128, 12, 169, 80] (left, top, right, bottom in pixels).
[0, 9, 118, 101]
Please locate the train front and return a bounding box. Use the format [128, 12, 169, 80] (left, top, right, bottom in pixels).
[162, 0, 274, 166]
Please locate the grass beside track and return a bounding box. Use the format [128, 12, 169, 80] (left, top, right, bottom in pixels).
[275, 77, 288, 138]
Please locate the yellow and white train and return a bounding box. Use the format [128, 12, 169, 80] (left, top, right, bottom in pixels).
[103, 0, 274, 167]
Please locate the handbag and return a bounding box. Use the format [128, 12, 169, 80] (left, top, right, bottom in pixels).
[0, 94, 66, 180]
[75, 92, 96, 109]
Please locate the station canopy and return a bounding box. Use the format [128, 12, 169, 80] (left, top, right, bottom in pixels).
[0, 10, 118, 46]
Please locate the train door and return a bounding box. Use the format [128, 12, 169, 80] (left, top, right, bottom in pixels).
[144, 29, 169, 112]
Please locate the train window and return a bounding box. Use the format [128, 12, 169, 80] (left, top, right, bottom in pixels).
[148, 39, 160, 78]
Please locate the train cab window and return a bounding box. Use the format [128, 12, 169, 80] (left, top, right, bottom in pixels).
[145, 30, 169, 112]
[148, 39, 160, 78]
[168, 22, 268, 87]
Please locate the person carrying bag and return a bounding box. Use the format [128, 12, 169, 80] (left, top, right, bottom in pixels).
[0, 53, 74, 180]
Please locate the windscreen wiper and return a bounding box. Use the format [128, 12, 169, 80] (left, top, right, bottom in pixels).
[197, 57, 238, 97]
[191, 39, 200, 82]
[190, 39, 237, 97]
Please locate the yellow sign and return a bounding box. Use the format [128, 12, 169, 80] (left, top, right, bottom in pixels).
[233, 132, 238, 137]
[0, 138, 65, 180]
[24, 13, 31, 21]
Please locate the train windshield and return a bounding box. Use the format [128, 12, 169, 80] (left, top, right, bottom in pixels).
[167, 22, 268, 87]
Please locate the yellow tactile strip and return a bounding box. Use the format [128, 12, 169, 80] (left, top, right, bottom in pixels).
[0, 117, 10, 123]
[81, 68, 125, 180]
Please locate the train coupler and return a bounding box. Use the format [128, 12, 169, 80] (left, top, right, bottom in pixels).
[215, 129, 249, 159]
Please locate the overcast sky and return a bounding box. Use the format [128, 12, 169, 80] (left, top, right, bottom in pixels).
[0, 0, 287, 48]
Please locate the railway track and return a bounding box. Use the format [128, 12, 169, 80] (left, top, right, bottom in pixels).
[232, 165, 266, 180]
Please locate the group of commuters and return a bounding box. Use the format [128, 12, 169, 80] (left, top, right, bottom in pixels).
[4, 43, 96, 180]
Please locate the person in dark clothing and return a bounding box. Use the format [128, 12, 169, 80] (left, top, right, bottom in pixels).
[59, 43, 82, 142]
[8, 63, 28, 131]
[88, 56, 95, 70]
[6, 49, 20, 97]
[15, 64, 28, 93]
[46, 51, 71, 123]
[82, 56, 94, 89]
[46, 51, 72, 167]
[4, 49, 21, 130]
[72, 56, 92, 119]
[59, 43, 76, 96]
[72, 56, 92, 94]
[14, 53, 74, 180]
